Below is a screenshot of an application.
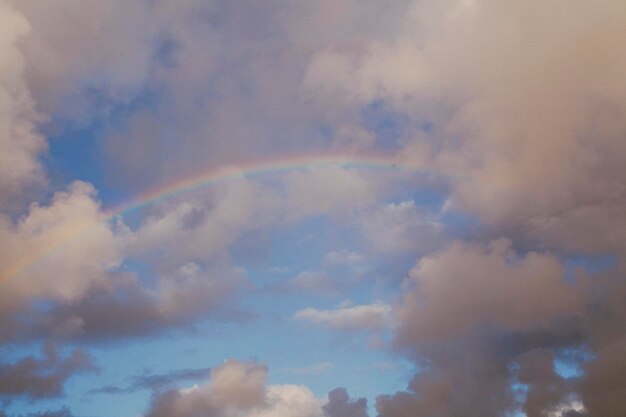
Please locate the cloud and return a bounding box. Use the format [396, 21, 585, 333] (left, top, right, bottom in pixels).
[277, 363, 335, 376]
[145, 360, 323, 417]
[0, 180, 249, 344]
[295, 302, 392, 332]
[324, 250, 366, 267]
[0, 182, 119, 306]
[290, 271, 340, 297]
[3, 0, 626, 415]
[0, 182, 123, 342]
[305, 0, 626, 255]
[0, 344, 96, 402]
[356, 200, 444, 254]
[13, 0, 156, 125]
[88, 366, 211, 395]
[397, 239, 584, 343]
[376, 244, 626, 417]
[579, 337, 626, 417]
[284, 167, 376, 218]
[375, 239, 589, 417]
[323, 388, 368, 417]
[36, 262, 247, 342]
[0, 0, 46, 206]
[26, 410, 75, 417]
[516, 349, 571, 417]
[0, 408, 76, 417]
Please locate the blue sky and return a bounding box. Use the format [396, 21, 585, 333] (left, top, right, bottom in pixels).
[1, 1, 626, 417]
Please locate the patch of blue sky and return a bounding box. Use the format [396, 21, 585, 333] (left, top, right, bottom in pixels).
[390, 186, 448, 211]
[58, 311, 409, 417]
[554, 347, 594, 379]
[438, 207, 481, 240]
[5, 397, 72, 417]
[564, 253, 619, 278]
[43, 84, 162, 208]
[554, 359, 584, 379]
[360, 99, 412, 151]
[256, 216, 350, 277]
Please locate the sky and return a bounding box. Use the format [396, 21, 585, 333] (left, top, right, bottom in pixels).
[1, 1, 626, 416]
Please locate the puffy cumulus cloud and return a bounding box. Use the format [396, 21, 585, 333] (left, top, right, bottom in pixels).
[0, 181, 120, 338]
[13, 0, 157, 124]
[28, 262, 247, 342]
[397, 239, 584, 343]
[0, 0, 46, 205]
[377, 240, 626, 416]
[323, 388, 368, 417]
[0, 181, 247, 343]
[3, 0, 626, 415]
[579, 337, 626, 417]
[375, 239, 587, 417]
[377, 342, 517, 417]
[295, 302, 392, 332]
[0, 344, 96, 401]
[146, 360, 323, 417]
[516, 349, 572, 417]
[304, 0, 626, 255]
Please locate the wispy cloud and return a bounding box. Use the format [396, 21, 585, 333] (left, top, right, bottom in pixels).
[295, 302, 393, 331]
[87, 367, 211, 395]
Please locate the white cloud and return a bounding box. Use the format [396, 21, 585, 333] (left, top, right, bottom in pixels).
[324, 250, 366, 267]
[295, 302, 392, 331]
[0, 181, 119, 307]
[305, 0, 626, 255]
[291, 271, 339, 297]
[357, 201, 444, 253]
[147, 360, 323, 417]
[284, 167, 376, 218]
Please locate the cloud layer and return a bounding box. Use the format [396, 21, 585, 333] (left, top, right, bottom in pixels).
[1, 0, 626, 416]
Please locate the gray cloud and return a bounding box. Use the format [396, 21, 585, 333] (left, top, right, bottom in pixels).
[323, 388, 368, 417]
[377, 239, 626, 416]
[88, 366, 211, 395]
[0, 0, 46, 208]
[0, 344, 96, 402]
[24, 409, 75, 417]
[0, 408, 76, 417]
[516, 349, 571, 417]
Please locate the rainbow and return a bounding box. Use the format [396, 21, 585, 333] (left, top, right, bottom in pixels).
[103, 150, 429, 218]
[1, 151, 435, 287]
